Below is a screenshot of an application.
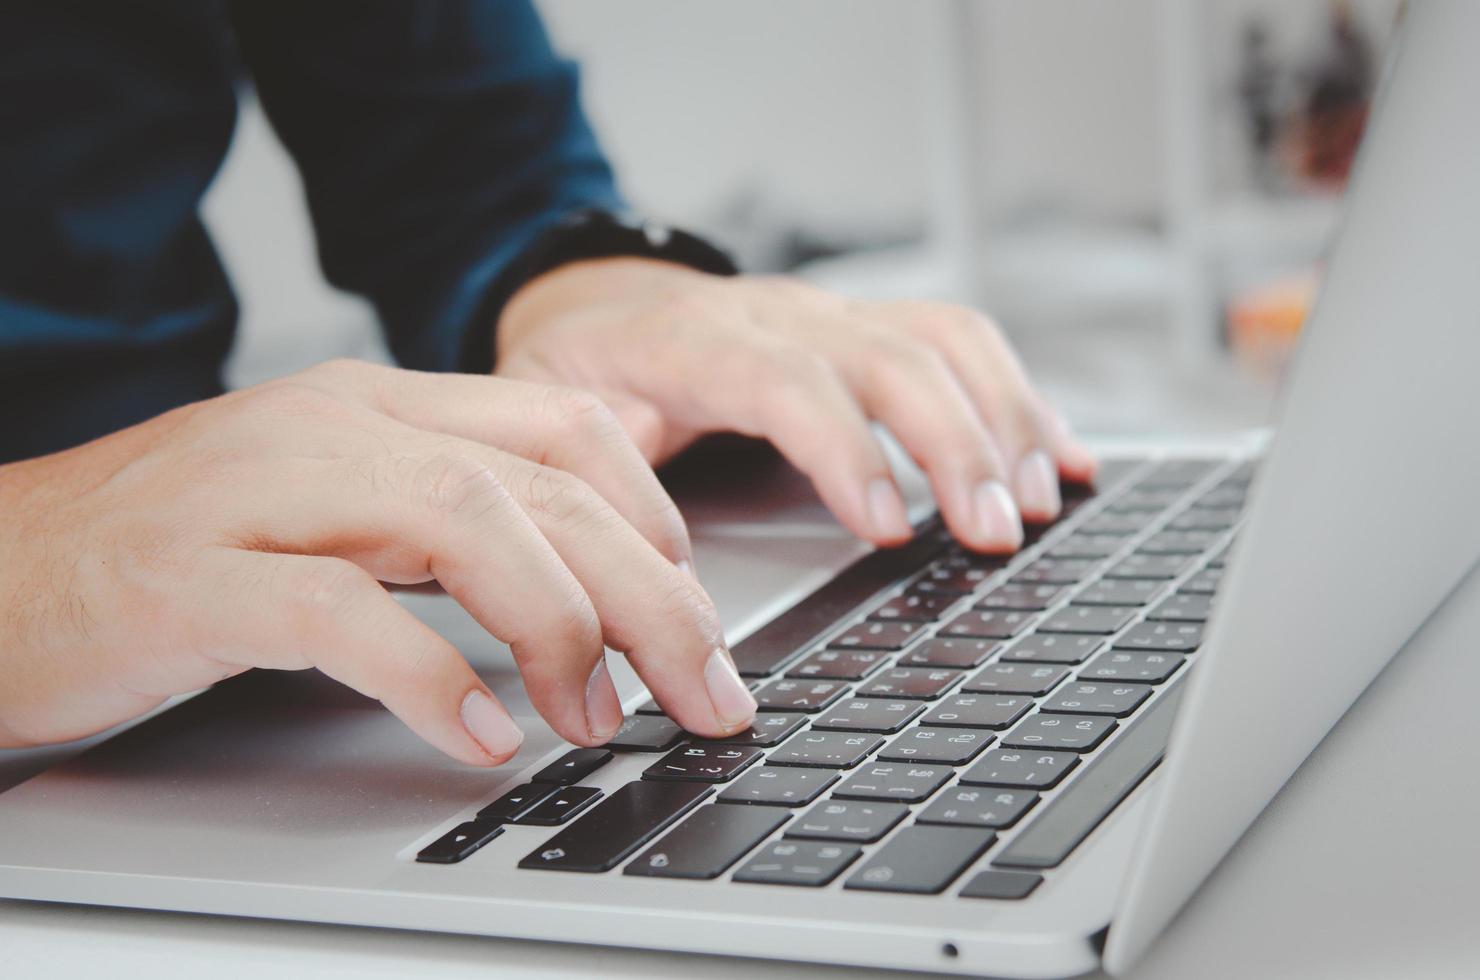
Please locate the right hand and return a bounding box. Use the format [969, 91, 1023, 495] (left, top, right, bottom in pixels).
[0, 359, 757, 765]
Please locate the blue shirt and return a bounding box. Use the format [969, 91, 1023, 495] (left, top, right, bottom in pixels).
[0, 0, 621, 463]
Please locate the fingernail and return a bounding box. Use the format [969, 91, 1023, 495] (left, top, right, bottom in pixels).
[460, 690, 524, 761]
[704, 647, 757, 729]
[1016, 450, 1062, 520]
[677, 558, 698, 580]
[866, 478, 912, 541]
[973, 480, 1024, 551]
[584, 657, 625, 742]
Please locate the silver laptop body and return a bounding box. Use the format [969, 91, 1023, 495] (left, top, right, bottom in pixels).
[1, 3, 1477, 976]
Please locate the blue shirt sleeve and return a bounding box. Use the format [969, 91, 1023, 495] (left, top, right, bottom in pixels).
[228, 0, 624, 373]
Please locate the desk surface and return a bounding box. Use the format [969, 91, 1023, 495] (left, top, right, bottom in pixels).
[3, 437, 1476, 980]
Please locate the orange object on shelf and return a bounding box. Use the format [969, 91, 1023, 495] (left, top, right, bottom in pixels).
[1228, 267, 1321, 378]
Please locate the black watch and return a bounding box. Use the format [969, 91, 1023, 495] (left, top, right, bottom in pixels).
[462, 209, 739, 372]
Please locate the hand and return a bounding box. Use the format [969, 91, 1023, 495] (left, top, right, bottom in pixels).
[496, 258, 1096, 553]
[0, 360, 757, 760]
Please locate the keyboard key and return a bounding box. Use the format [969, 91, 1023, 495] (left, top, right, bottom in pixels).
[1138, 530, 1220, 555]
[476, 783, 559, 822]
[1037, 605, 1137, 635]
[1045, 535, 1123, 560]
[1104, 553, 1197, 580]
[1180, 567, 1224, 594]
[922, 694, 1033, 730]
[917, 786, 1039, 829]
[718, 766, 840, 806]
[786, 799, 909, 843]
[751, 678, 849, 712]
[769, 730, 885, 768]
[868, 590, 956, 623]
[733, 839, 862, 887]
[1148, 592, 1213, 622]
[812, 698, 925, 734]
[1010, 557, 1096, 585]
[625, 804, 788, 879]
[962, 662, 1069, 696]
[976, 583, 1069, 611]
[643, 743, 765, 782]
[1106, 488, 1183, 512]
[634, 697, 666, 716]
[1002, 713, 1117, 752]
[898, 638, 1001, 668]
[1080, 512, 1154, 536]
[1042, 682, 1151, 718]
[913, 562, 995, 595]
[856, 667, 963, 700]
[1081, 650, 1185, 684]
[1000, 634, 1103, 665]
[844, 826, 996, 894]
[1196, 486, 1247, 509]
[532, 748, 613, 785]
[960, 870, 1043, 900]
[784, 648, 888, 681]
[1138, 459, 1218, 488]
[416, 819, 504, 864]
[833, 763, 952, 803]
[877, 727, 995, 765]
[940, 610, 1036, 640]
[606, 715, 684, 752]
[1072, 578, 1167, 607]
[1167, 507, 1240, 532]
[717, 712, 808, 747]
[828, 620, 923, 651]
[962, 749, 1080, 789]
[994, 684, 1184, 869]
[520, 786, 604, 826]
[519, 781, 711, 873]
[1114, 621, 1204, 653]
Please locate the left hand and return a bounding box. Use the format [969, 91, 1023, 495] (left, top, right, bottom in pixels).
[495, 257, 1097, 553]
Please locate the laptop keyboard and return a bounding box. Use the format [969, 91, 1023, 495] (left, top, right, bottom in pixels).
[414, 456, 1252, 898]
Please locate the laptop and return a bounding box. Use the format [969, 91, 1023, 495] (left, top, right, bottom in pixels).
[1, 4, 1477, 976]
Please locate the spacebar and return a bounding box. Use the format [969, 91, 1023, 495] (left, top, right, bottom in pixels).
[518, 781, 711, 873]
[993, 683, 1185, 869]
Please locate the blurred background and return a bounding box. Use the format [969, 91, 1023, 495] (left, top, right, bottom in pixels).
[208, 0, 1404, 440]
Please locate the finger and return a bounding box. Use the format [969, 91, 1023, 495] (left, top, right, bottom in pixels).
[198, 548, 523, 767]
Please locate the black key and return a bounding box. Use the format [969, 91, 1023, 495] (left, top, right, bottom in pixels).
[519, 781, 711, 873]
[625, 804, 788, 879]
[833, 763, 952, 803]
[1114, 621, 1204, 653]
[1045, 535, 1123, 561]
[718, 766, 839, 806]
[1103, 553, 1197, 580]
[1138, 529, 1220, 555]
[733, 839, 862, 887]
[1106, 488, 1183, 513]
[994, 684, 1184, 869]
[962, 749, 1080, 789]
[1180, 567, 1224, 594]
[1072, 578, 1167, 607]
[917, 786, 1039, 829]
[877, 727, 995, 765]
[1010, 557, 1096, 586]
[520, 786, 604, 826]
[899, 637, 1001, 668]
[976, 583, 1069, 612]
[844, 826, 996, 894]
[1080, 512, 1154, 536]
[751, 678, 848, 713]
[1000, 634, 1103, 665]
[1042, 682, 1151, 718]
[1082, 650, 1185, 684]
[769, 730, 884, 768]
[606, 715, 684, 752]
[913, 562, 994, 595]
[1147, 593, 1213, 622]
[416, 819, 504, 864]
[477, 783, 559, 822]
[812, 698, 925, 735]
[960, 870, 1043, 900]
[1002, 713, 1116, 752]
[717, 712, 808, 748]
[856, 667, 962, 700]
[868, 590, 956, 623]
[828, 620, 923, 651]
[962, 662, 1069, 696]
[786, 799, 909, 843]
[532, 748, 613, 785]
[1167, 507, 1240, 532]
[922, 694, 1033, 730]
[940, 610, 1036, 640]
[633, 697, 665, 716]
[643, 743, 764, 782]
[785, 648, 888, 681]
[1038, 605, 1137, 635]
